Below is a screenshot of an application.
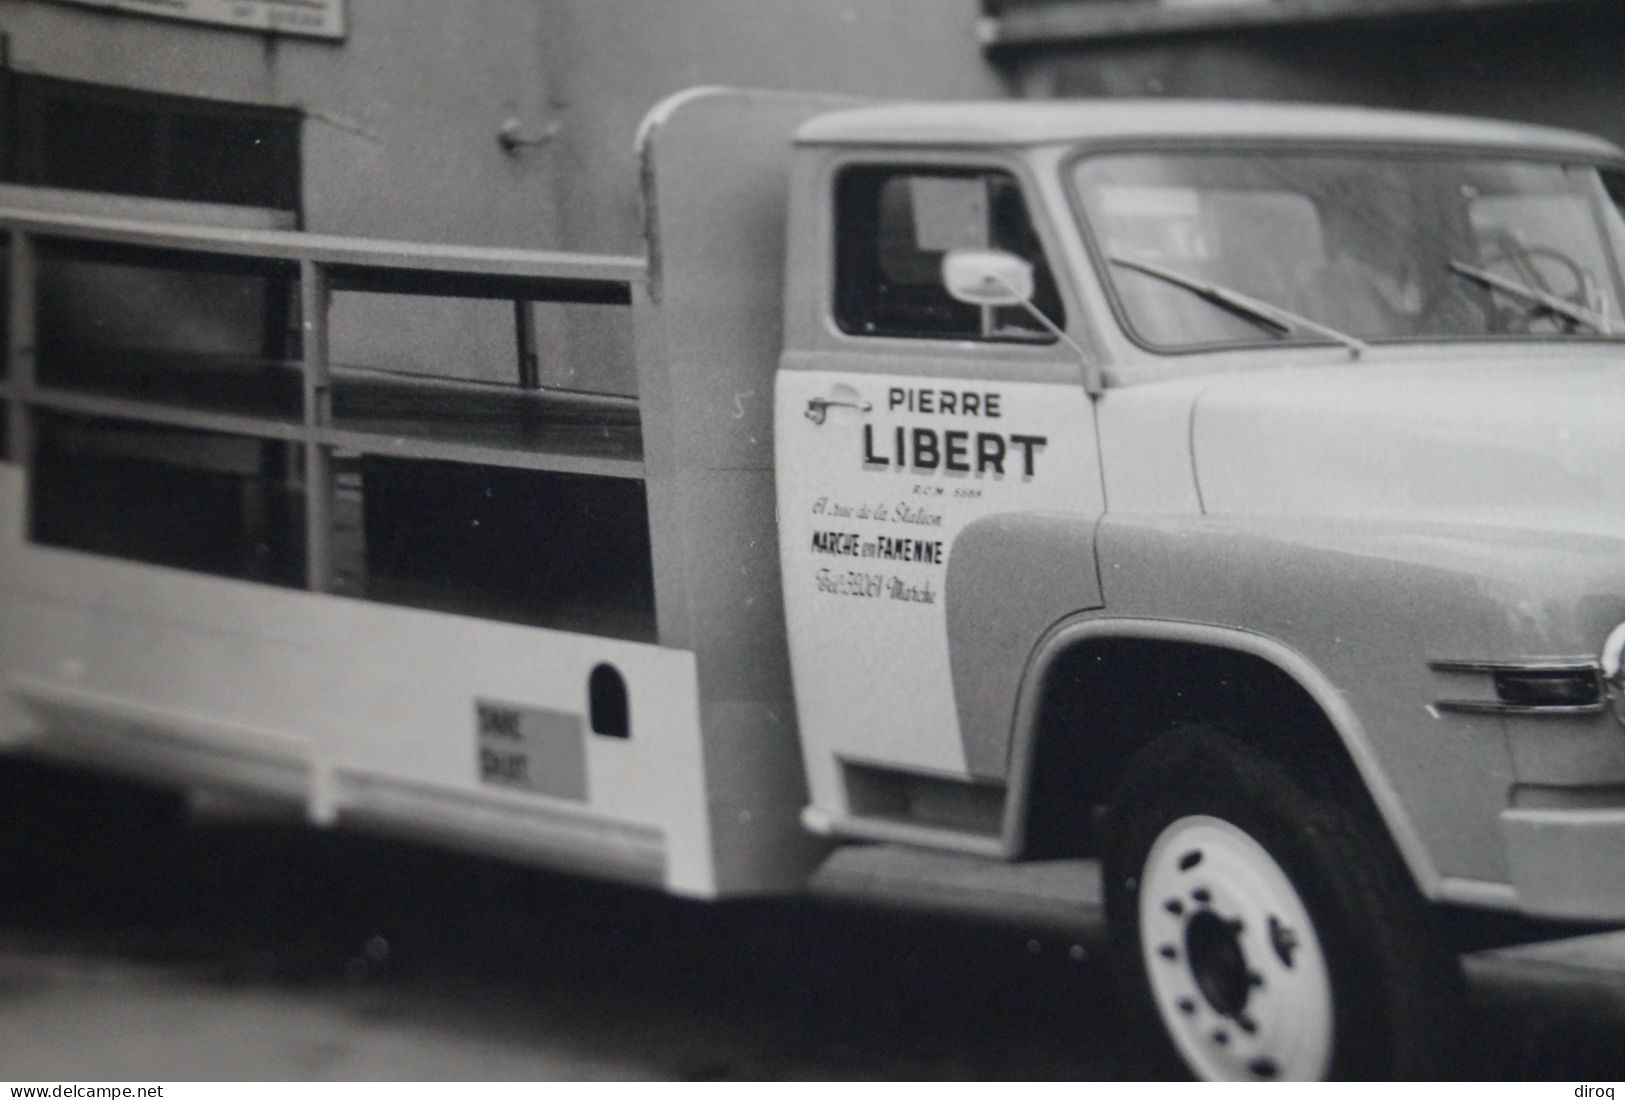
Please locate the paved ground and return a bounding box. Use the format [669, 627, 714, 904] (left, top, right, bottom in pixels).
[0, 760, 1622, 1081]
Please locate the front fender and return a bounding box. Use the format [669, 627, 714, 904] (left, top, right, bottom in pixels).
[1090, 512, 1625, 892]
[945, 511, 1102, 780]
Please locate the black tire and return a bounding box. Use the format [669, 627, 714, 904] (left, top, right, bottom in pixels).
[1102, 725, 1464, 1081]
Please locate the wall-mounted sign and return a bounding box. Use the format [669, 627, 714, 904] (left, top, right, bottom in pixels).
[45, 0, 346, 41]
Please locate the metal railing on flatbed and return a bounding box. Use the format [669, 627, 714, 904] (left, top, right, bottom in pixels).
[0, 192, 648, 595]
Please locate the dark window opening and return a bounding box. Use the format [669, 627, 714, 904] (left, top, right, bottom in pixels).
[31, 413, 306, 587]
[35, 241, 297, 392]
[28, 428, 657, 641]
[358, 458, 656, 641]
[589, 663, 630, 739]
[3, 76, 303, 373]
[835, 165, 1065, 342]
[5, 74, 301, 212]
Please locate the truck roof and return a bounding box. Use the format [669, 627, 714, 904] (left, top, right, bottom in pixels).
[794, 98, 1623, 160]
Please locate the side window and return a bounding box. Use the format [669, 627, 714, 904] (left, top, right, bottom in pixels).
[834, 165, 1066, 342]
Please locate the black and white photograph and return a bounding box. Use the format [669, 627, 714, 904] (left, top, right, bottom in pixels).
[2, 0, 1625, 1084]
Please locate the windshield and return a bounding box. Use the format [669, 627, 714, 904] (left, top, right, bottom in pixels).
[1071, 150, 1625, 350]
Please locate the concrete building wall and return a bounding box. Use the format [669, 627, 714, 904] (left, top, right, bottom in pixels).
[529, 0, 1004, 390]
[4, 0, 560, 380]
[3, 0, 561, 243]
[535, 0, 1005, 255]
[3, 0, 1001, 387]
[10, 0, 1618, 384]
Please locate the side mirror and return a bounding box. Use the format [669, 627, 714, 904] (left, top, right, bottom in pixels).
[941, 247, 1104, 398]
[942, 248, 1034, 307]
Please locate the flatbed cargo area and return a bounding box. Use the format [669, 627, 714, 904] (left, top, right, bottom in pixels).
[0, 89, 841, 905]
[2, 195, 654, 640]
[0, 194, 708, 887]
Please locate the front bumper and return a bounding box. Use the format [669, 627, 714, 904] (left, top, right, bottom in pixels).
[1503, 806, 1625, 921]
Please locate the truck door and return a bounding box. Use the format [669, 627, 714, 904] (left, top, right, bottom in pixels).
[776, 161, 1104, 784]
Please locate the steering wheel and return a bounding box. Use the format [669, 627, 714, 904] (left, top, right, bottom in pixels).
[1482, 243, 1586, 295]
[1478, 243, 1590, 333]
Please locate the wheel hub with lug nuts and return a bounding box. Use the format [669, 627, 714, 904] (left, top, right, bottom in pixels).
[1139, 814, 1335, 1081]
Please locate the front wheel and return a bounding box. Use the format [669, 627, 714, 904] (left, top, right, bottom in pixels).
[1103, 726, 1463, 1080]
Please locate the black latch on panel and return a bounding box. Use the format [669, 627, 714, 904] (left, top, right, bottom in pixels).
[589, 662, 630, 739]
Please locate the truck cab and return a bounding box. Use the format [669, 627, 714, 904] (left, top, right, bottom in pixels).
[767, 98, 1625, 1078]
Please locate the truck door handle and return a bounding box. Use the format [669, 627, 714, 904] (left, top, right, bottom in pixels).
[805, 396, 872, 425]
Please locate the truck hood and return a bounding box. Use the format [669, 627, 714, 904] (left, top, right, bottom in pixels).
[1190, 354, 1625, 537]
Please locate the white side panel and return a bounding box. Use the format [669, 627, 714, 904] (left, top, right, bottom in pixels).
[0, 463, 734, 897]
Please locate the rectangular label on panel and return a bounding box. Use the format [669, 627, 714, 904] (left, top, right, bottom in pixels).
[475, 700, 587, 800]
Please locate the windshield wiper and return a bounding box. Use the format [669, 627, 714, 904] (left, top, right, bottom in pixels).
[1448, 259, 1623, 337]
[1110, 254, 1368, 359]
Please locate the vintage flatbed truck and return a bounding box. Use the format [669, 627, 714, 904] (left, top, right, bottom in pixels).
[4, 87, 1625, 1079]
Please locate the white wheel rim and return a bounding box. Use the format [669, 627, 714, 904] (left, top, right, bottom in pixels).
[1138, 814, 1335, 1081]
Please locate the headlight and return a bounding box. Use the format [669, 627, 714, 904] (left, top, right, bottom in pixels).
[1602, 622, 1625, 727]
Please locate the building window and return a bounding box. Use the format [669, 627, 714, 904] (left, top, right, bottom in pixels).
[3, 74, 301, 212]
[834, 165, 1065, 342]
